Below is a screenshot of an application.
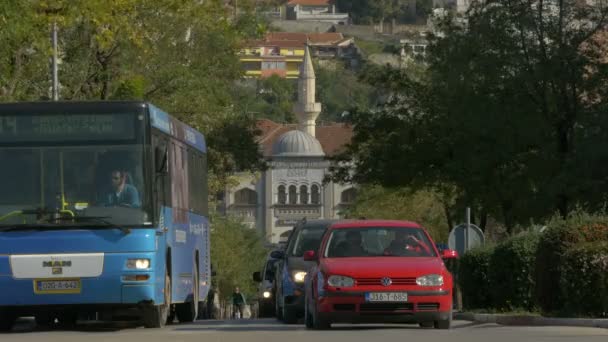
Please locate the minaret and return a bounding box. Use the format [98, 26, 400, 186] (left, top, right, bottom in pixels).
[294, 45, 321, 137]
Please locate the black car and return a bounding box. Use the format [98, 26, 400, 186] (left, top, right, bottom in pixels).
[252, 250, 281, 317]
[272, 219, 341, 324]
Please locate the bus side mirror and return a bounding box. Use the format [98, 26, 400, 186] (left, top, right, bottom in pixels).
[155, 147, 168, 174]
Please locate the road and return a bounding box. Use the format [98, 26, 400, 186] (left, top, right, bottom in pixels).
[1, 318, 607, 342]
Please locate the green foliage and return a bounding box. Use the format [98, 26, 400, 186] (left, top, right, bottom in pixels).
[315, 62, 376, 122]
[336, 0, 417, 24]
[488, 233, 540, 312]
[0, 0, 268, 197]
[560, 242, 608, 318]
[355, 39, 385, 56]
[534, 211, 608, 314]
[330, 2, 608, 233]
[458, 245, 494, 310]
[210, 215, 268, 301]
[342, 185, 449, 243]
[232, 76, 297, 123]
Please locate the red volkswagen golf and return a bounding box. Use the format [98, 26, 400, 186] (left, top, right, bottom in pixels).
[303, 220, 458, 330]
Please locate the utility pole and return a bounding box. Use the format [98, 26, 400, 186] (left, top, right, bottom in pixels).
[51, 20, 59, 101]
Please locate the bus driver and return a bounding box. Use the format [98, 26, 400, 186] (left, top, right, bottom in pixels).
[103, 170, 141, 208]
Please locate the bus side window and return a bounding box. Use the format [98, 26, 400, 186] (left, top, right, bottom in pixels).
[152, 133, 171, 211]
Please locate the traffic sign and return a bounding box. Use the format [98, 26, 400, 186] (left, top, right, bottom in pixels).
[448, 223, 485, 255]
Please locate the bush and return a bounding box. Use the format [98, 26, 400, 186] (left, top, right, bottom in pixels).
[534, 212, 608, 314]
[488, 232, 540, 312]
[458, 245, 494, 310]
[560, 242, 608, 318]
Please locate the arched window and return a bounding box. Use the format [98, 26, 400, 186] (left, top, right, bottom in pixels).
[311, 184, 321, 204]
[341, 188, 357, 204]
[300, 185, 309, 204]
[278, 185, 287, 204]
[289, 185, 297, 205]
[235, 188, 257, 205]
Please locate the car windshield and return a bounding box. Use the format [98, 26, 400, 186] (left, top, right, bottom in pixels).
[324, 227, 437, 258]
[0, 145, 150, 227]
[288, 226, 326, 257]
[264, 259, 277, 281]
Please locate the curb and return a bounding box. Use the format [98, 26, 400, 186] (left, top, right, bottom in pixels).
[454, 312, 608, 329]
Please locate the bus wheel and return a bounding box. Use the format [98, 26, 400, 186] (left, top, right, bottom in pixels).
[143, 270, 171, 328]
[0, 310, 16, 332]
[34, 313, 55, 329]
[176, 266, 198, 322]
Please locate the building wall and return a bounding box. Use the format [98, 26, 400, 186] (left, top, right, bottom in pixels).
[224, 158, 356, 244]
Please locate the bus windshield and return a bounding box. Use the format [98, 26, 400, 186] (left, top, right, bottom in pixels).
[0, 144, 150, 227]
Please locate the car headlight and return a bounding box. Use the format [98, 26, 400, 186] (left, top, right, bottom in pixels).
[127, 259, 151, 269]
[327, 275, 355, 287]
[292, 271, 307, 283]
[416, 274, 444, 286]
[263, 291, 271, 298]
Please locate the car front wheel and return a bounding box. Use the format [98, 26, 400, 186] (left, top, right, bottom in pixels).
[434, 310, 452, 330]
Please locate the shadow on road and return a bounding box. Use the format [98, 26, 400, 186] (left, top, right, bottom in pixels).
[1, 318, 139, 334]
[173, 319, 434, 332]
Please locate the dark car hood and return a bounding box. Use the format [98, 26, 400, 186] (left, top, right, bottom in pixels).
[287, 256, 316, 273]
[320, 257, 446, 278]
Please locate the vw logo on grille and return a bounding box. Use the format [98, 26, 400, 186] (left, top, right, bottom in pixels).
[381, 277, 392, 286]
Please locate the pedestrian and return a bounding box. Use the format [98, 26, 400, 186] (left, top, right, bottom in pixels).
[232, 287, 246, 319]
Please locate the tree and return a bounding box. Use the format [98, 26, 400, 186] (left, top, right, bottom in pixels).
[0, 0, 268, 196]
[210, 215, 268, 302]
[337, 0, 416, 24]
[331, 1, 608, 234]
[342, 185, 450, 242]
[315, 61, 377, 122]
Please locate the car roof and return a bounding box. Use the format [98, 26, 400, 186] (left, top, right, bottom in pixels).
[294, 219, 346, 230]
[330, 220, 422, 229]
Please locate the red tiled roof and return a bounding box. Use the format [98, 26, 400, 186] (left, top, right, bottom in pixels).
[256, 119, 353, 157]
[308, 33, 348, 45]
[287, 0, 333, 6]
[266, 32, 308, 42]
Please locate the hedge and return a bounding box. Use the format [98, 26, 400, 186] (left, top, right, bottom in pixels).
[560, 242, 608, 318]
[488, 233, 540, 312]
[458, 245, 494, 310]
[534, 212, 608, 314]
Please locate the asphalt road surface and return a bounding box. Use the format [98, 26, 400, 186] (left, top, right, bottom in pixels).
[2, 318, 607, 342]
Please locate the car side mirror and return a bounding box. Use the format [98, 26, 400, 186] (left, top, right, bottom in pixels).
[441, 249, 459, 259]
[253, 271, 262, 282]
[270, 250, 285, 259]
[303, 250, 317, 262]
[155, 146, 168, 174]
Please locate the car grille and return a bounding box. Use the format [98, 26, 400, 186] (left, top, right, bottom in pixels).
[355, 277, 417, 286]
[359, 303, 415, 312]
[333, 304, 356, 311]
[416, 303, 440, 311]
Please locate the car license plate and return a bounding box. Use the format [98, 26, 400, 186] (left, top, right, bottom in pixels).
[34, 279, 81, 294]
[365, 292, 408, 302]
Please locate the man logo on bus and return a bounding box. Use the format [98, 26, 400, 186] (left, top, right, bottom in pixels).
[42, 261, 72, 267]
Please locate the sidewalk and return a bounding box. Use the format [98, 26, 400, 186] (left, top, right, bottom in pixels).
[454, 312, 608, 329]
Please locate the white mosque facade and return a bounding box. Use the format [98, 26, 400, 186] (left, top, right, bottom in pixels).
[220, 47, 356, 244]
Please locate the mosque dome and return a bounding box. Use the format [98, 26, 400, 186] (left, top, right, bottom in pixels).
[272, 130, 325, 157]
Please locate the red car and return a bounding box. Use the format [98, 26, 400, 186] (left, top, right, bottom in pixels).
[303, 220, 458, 330]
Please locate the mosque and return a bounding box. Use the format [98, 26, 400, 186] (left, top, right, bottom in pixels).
[220, 46, 356, 244]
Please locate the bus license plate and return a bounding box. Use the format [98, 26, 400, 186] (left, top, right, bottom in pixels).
[34, 279, 81, 294]
[365, 292, 408, 302]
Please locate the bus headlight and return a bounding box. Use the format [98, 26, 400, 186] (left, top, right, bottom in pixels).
[127, 259, 151, 269]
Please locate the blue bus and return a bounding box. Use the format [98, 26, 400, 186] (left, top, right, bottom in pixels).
[0, 101, 211, 330]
